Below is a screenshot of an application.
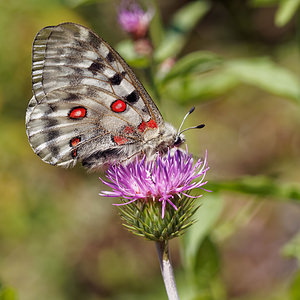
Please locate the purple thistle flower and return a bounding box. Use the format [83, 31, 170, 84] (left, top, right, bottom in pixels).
[118, 1, 154, 39]
[99, 148, 210, 218]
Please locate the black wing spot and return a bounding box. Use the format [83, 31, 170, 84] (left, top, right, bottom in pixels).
[46, 118, 58, 127]
[106, 52, 115, 62]
[88, 31, 101, 49]
[47, 130, 59, 141]
[64, 93, 80, 102]
[28, 100, 36, 108]
[88, 60, 104, 75]
[44, 105, 57, 116]
[49, 145, 59, 157]
[109, 73, 122, 85]
[125, 90, 139, 103]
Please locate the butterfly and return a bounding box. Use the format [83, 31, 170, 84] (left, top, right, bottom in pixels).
[25, 22, 187, 171]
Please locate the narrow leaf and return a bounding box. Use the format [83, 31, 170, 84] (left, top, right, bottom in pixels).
[209, 176, 300, 201]
[275, 0, 300, 27]
[159, 51, 222, 84]
[149, 0, 164, 48]
[154, 0, 210, 62]
[183, 194, 223, 270]
[163, 70, 238, 103]
[225, 58, 300, 102]
[250, 0, 279, 6]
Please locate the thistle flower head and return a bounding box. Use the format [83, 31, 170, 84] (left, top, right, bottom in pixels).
[100, 148, 209, 219]
[118, 1, 154, 39]
[100, 148, 209, 240]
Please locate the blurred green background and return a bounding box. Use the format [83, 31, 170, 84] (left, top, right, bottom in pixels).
[1, 0, 300, 299]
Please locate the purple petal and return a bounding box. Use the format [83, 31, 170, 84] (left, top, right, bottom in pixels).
[99, 148, 210, 218]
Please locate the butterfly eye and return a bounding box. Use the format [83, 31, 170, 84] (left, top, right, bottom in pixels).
[174, 136, 183, 146]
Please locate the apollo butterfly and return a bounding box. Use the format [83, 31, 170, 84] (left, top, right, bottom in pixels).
[25, 22, 187, 171]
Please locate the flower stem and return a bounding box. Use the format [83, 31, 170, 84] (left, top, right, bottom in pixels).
[155, 241, 180, 300]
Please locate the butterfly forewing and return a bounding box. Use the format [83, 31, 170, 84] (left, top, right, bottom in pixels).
[26, 22, 165, 169]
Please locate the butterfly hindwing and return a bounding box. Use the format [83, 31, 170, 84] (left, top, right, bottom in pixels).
[26, 22, 165, 169]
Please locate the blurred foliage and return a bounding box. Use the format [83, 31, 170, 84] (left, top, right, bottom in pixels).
[154, 0, 211, 62]
[1, 0, 300, 299]
[209, 176, 300, 201]
[251, 0, 300, 27]
[0, 284, 17, 300]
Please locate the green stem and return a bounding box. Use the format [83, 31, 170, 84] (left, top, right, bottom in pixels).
[155, 241, 180, 300]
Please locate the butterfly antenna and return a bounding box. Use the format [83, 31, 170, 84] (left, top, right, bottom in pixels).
[178, 106, 195, 133]
[179, 124, 205, 135]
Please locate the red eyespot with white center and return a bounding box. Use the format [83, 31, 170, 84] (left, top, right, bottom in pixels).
[111, 99, 126, 113]
[69, 107, 87, 119]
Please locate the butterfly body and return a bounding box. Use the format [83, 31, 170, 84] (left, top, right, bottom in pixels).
[26, 23, 184, 171]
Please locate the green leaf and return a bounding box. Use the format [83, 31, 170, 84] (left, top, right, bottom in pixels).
[149, 0, 164, 49]
[193, 238, 226, 300]
[162, 70, 238, 104]
[183, 194, 223, 271]
[171, 0, 210, 31]
[250, 0, 279, 6]
[0, 287, 17, 300]
[225, 58, 300, 102]
[275, 0, 300, 27]
[59, 0, 108, 7]
[183, 237, 226, 300]
[154, 0, 211, 62]
[158, 51, 222, 84]
[115, 40, 150, 68]
[162, 57, 300, 104]
[288, 271, 300, 300]
[209, 176, 300, 201]
[282, 230, 300, 261]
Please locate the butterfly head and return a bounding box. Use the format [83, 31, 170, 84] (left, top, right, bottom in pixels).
[154, 122, 185, 153]
[174, 133, 185, 147]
